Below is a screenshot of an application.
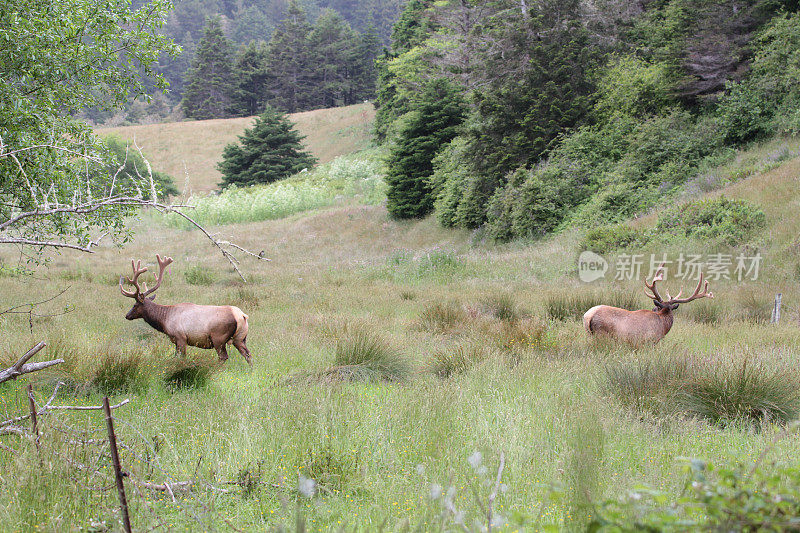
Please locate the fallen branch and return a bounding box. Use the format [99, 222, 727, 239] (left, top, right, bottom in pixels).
[0, 342, 63, 384]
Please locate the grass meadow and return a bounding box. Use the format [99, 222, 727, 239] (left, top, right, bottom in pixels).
[2, 127, 800, 530]
[97, 103, 375, 194]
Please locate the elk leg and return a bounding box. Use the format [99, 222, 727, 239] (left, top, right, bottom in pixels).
[172, 337, 188, 357]
[213, 339, 229, 363]
[233, 338, 253, 368]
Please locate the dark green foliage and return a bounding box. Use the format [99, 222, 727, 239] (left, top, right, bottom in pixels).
[217, 107, 317, 189]
[656, 197, 767, 246]
[718, 12, 800, 142]
[264, 1, 315, 113]
[307, 11, 361, 108]
[181, 17, 236, 120]
[372, 0, 437, 140]
[385, 81, 466, 219]
[101, 136, 178, 198]
[465, 2, 599, 182]
[228, 41, 271, 117]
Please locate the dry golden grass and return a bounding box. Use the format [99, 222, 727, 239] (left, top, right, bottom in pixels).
[96, 103, 375, 194]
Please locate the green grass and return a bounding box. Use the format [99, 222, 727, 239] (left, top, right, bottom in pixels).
[1, 131, 799, 531]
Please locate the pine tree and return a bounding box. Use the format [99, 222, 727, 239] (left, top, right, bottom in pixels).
[217, 107, 317, 189]
[385, 80, 465, 219]
[181, 17, 236, 120]
[229, 41, 271, 117]
[347, 25, 380, 104]
[265, 1, 314, 112]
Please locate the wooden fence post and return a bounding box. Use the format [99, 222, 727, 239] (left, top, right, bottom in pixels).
[103, 396, 132, 533]
[771, 293, 782, 324]
[26, 384, 41, 462]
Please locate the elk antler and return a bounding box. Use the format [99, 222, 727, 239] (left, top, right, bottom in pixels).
[141, 254, 173, 297]
[666, 273, 714, 304]
[643, 263, 666, 303]
[119, 260, 148, 299]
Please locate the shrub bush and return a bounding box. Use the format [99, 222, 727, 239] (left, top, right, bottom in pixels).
[656, 197, 766, 246]
[581, 224, 650, 254]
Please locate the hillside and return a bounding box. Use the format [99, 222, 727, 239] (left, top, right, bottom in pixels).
[96, 102, 375, 194]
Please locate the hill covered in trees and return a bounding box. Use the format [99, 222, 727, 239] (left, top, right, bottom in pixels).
[86, 0, 398, 124]
[377, 0, 800, 241]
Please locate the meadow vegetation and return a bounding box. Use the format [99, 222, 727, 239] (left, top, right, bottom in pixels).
[2, 125, 800, 531]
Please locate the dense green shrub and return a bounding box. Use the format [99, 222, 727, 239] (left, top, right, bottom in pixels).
[656, 197, 766, 245]
[581, 224, 650, 254]
[328, 329, 411, 382]
[594, 54, 674, 121]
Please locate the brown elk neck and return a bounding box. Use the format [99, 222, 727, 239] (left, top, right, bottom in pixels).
[653, 306, 675, 336]
[140, 298, 170, 333]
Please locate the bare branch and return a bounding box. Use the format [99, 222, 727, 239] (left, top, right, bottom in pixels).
[0, 342, 64, 385]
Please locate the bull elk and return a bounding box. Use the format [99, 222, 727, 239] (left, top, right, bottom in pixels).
[583, 263, 713, 343]
[120, 255, 252, 366]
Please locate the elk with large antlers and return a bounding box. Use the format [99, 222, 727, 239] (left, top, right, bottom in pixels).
[583, 263, 713, 343]
[120, 255, 252, 365]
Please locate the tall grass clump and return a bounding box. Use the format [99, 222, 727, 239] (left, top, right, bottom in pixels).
[427, 343, 487, 378]
[680, 360, 800, 428]
[546, 290, 639, 321]
[478, 293, 520, 322]
[184, 265, 216, 286]
[685, 299, 725, 324]
[605, 356, 691, 415]
[90, 350, 150, 394]
[607, 354, 800, 427]
[325, 329, 411, 383]
[737, 290, 772, 324]
[419, 301, 466, 333]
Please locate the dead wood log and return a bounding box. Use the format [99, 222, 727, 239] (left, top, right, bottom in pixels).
[0, 342, 63, 384]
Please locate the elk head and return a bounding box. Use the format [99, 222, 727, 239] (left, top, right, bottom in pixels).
[119, 254, 173, 320]
[583, 263, 714, 343]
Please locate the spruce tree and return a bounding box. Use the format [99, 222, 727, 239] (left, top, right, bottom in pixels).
[265, 1, 314, 112]
[229, 41, 271, 117]
[181, 17, 236, 120]
[308, 10, 358, 108]
[385, 80, 465, 219]
[217, 107, 317, 189]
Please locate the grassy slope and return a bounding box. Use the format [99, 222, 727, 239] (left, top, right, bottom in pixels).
[96, 103, 375, 194]
[1, 133, 800, 530]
